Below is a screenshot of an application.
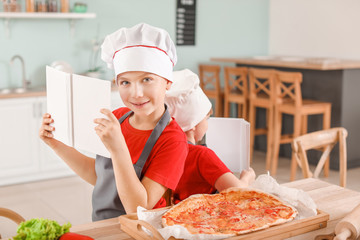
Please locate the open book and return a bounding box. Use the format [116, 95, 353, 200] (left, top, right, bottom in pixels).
[206, 117, 250, 173]
[46, 66, 111, 157]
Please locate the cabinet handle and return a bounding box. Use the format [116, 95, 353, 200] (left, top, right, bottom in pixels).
[38, 102, 43, 118]
[33, 102, 37, 118]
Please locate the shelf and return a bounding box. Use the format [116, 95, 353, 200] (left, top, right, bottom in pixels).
[0, 12, 97, 37]
[0, 12, 96, 19]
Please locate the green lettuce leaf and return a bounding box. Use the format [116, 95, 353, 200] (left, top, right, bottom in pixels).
[13, 218, 71, 240]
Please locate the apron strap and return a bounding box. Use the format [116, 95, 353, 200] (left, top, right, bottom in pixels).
[118, 111, 133, 124]
[135, 105, 170, 179]
[118, 106, 171, 179]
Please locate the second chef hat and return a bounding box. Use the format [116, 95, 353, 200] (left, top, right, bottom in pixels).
[165, 69, 212, 132]
[101, 23, 177, 82]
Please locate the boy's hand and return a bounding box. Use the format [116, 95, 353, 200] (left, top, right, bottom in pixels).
[94, 109, 125, 154]
[239, 168, 256, 185]
[39, 113, 60, 148]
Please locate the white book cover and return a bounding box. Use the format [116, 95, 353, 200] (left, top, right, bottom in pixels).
[206, 117, 250, 173]
[46, 66, 111, 158]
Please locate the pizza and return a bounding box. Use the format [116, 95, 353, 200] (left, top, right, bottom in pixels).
[161, 188, 297, 236]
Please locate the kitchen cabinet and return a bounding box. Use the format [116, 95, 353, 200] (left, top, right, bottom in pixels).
[0, 97, 40, 185]
[0, 96, 74, 186]
[0, 91, 124, 186]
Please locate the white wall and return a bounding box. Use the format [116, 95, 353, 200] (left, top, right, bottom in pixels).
[269, 0, 360, 59]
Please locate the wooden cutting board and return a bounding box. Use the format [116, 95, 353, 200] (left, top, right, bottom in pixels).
[118, 209, 329, 240]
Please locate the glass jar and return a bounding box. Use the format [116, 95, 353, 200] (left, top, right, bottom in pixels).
[60, 0, 69, 12]
[4, 0, 21, 12]
[48, 0, 57, 12]
[26, 0, 35, 12]
[36, 0, 47, 12]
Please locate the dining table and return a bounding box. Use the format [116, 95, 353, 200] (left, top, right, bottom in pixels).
[68, 178, 360, 240]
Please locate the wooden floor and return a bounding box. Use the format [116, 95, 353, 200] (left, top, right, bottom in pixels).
[1, 151, 359, 239]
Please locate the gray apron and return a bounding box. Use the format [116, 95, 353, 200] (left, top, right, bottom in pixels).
[92, 106, 170, 221]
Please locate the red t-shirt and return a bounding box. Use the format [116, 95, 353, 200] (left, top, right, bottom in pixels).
[112, 107, 188, 208]
[173, 144, 231, 204]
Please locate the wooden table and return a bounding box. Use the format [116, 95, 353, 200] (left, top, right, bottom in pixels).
[69, 178, 360, 240]
[210, 57, 360, 71]
[211, 56, 360, 170]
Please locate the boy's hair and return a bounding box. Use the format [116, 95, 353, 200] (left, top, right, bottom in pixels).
[101, 23, 177, 82]
[165, 69, 212, 132]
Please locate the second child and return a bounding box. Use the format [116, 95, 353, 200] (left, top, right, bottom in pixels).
[165, 69, 255, 203]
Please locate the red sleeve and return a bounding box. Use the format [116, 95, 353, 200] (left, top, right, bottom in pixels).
[197, 147, 231, 186]
[144, 138, 188, 190]
[112, 107, 131, 119]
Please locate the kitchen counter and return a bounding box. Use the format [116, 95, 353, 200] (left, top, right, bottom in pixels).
[212, 56, 360, 169]
[210, 56, 360, 70]
[62, 178, 360, 240]
[0, 84, 118, 99]
[0, 88, 46, 99]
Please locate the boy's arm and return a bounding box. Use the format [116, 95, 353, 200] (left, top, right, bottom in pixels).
[215, 168, 256, 192]
[94, 109, 172, 214]
[51, 142, 96, 185]
[39, 113, 97, 185]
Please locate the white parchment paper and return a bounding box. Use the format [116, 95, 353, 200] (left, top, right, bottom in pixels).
[137, 174, 317, 240]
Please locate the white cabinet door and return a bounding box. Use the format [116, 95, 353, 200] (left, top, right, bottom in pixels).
[0, 97, 40, 185]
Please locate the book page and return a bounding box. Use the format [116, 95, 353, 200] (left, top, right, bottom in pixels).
[72, 74, 111, 158]
[206, 117, 250, 173]
[46, 66, 73, 146]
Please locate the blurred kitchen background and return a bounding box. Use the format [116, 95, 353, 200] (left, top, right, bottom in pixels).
[1, 0, 360, 90]
[1, 0, 360, 238]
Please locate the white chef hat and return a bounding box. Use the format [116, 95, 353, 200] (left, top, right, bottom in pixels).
[101, 23, 177, 82]
[165, 69, 212, 132]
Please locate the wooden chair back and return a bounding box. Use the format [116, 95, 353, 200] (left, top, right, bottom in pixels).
[0, 207, 25, 238]
[248, 68, 276, 102]
[274, 70, 303, 107]
[224, 66, 248, 98]
[292, 127, 348, 187]
[199, 64, 223, 117]
[199, 64, 221, 93]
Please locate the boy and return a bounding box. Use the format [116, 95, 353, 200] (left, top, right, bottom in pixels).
[39, 23, 188, 220]
[165, 69, 255, 203]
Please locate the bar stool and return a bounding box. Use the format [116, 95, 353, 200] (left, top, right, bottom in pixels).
[248, 68, 276, 170]
[272, 70, 332, 180]
[198, 64, 224, 117]
[223, 66, 248, 119]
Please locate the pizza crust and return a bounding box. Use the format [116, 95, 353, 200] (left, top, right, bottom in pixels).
[162, 188, 298, 236]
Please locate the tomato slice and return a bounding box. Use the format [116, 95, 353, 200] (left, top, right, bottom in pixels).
[59, 232, 94, 240]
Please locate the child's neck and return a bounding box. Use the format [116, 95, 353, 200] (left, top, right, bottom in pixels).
[130, 106, 166, 130]
[185, 131, 196, 144]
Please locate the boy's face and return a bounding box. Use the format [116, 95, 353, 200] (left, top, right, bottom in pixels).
[193, 114, 210, 143]
[117, 71, 171, 117]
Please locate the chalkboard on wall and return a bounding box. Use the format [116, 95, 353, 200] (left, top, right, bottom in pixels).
[176, 0, 196, 46]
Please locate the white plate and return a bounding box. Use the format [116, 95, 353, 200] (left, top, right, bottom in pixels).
[50, 61, 73, 74]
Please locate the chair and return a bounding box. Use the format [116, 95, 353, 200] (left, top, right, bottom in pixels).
[248, 68, 276, 171]
[198, 64, 224, 117]
[272, 70, 332, 180]
[292, 127, 348, 187]
[223, 66, 248, 119]
[0, 207, 25, 238]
